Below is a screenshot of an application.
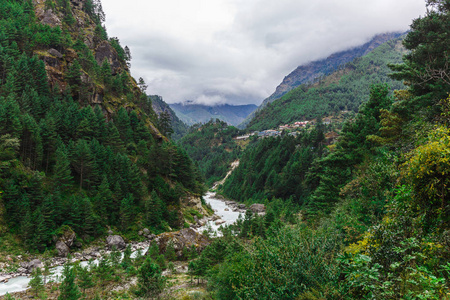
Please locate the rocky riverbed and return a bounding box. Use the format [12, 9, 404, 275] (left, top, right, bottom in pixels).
[191, 192, 265, 235]
[0, 192, 265, 296]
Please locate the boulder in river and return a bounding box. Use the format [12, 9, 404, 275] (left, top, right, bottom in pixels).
[20, 259, 43, 273]
[197, 218, 207, 226]
[106, 235, 126, 250]
[215, 219, 226, 225]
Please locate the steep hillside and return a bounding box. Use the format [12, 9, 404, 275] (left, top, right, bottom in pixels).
[178, 120, 241, 187]
[170, 103, 257, 126]
[150, 95, 189, 140]
[247, 36, 406, 131]
[240, 32, 404, 128]
[0, 0, 203, 255]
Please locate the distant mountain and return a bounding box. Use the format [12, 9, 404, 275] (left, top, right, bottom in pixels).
[150, 95, 189, 140]
[247, 35, 407, 131]
[169, 103, 258, 126]
[239, 32, 404, 128]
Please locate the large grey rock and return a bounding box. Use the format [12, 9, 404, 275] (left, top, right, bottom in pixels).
[106, 235, 126, 250]
[143, 228, 151, 235]
[250, 204, 266, 213]
[59, 228, 76, 248]
[215, 219, 226, 225]
[48, 48, 63, 59]
[55, 226, 77, 257]
[95, 41, 122, 74]
[29, 259, 43, 271]
[148, 228, 210, 258]
[56, 241, 70, 257]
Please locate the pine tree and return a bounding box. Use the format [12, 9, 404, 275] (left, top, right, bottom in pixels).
[58, 263, 81, 300]
[119, 193, 134, 231]
[53, 145, 73, 191]
[77, 265, 94, 294]
[29, 267, 44, 298]
[66, 59, 82, 99]
[121, 244, 133, 271]
[145, 191, 163, 227]
[71, 139, 95, 190]
[136, 256, 165, 297]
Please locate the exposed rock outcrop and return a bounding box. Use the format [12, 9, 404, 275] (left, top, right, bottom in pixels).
[106, 235, 126, 250]
[181, 194, 210, 217]
[55, 226, 76, 257]
[95, 41, 123, 75]
[35, 6, 62, 27]
[149, 228, 210, 258]
[56, 240, 70, 257]
[250, 204, 266, 213]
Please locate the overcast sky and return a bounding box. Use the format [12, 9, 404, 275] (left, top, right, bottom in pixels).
[101, 0, 426, 106]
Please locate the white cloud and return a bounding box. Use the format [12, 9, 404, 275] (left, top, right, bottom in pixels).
[101, 0, 426, 105]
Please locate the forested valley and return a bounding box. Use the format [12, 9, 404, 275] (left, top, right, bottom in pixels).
[181, 1, 450, 299]
[0, 0, 450, 299]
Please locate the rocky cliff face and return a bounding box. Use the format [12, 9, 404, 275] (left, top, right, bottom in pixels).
[31, 0, 146, 120]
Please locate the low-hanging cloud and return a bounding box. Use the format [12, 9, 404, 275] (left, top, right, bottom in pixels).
[102, 0, 426, 106]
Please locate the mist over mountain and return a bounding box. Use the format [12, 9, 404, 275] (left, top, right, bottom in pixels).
[170, 103, 258, 126]
[239, 32, 404, 128]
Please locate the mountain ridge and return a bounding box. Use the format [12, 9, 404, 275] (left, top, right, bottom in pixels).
[170, 103, 257, 126]
[239, 31, 405, 128]
[247, 35, 407, 131]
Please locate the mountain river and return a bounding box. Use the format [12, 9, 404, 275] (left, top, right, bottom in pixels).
[0, 192, 241, 296]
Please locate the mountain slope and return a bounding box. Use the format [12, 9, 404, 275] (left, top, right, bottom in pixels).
[150, 95, 189, 140]
[0, 0, 203, 254]
[170, 103, 257, 126]
[247, 36, 407, 131]
[239, 32, 404, 128]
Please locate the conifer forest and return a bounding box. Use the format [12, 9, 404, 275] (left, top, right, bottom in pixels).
[0, 0, 449, 299]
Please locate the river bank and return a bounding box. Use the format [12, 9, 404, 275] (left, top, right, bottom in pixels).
[0, 192, 252, 297]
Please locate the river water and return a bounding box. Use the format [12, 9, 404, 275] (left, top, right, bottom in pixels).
[0, 192, 239, 296]
[197, 192, 243, 235]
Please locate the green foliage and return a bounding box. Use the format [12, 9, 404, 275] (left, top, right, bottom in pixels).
[307, 84, 393, 215]
[222, 123, 326, 205]
[135, 256, 166, 298]
[58, 263, 81, 300]
[208, 226, 342, 300]
[29, 267, 45, 298]
[76, 264, 95, 294]
[165, 241, 177, 261]
[178, 119, 241, 186]
[389, 1, 450, 118]
[402, 126, 450, 230]
[0, 0, 204, 253]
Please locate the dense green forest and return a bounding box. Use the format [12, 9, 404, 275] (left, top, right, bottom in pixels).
[1, 0, 450, 299]
[178, 119, 241, 187]
[0, 0, 203, 254]
[221, 121, 327, 204]
[149, 95, 189, 140]
[248, 36, 406, 131]
[188, 1, 450, 298]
